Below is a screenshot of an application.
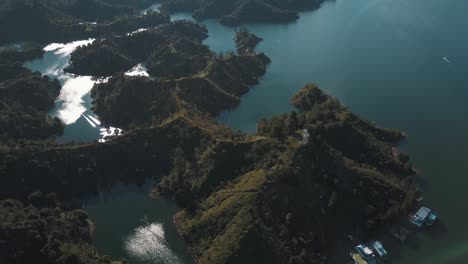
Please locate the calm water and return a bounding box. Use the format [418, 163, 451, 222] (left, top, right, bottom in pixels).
[199, 0, 468, 263]
[82, 182, 193, 264]
[22, 5, 194, 264]
[20, 0, 468, 263]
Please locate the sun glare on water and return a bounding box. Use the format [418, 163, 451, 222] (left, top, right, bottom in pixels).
[124, 222, 182, 264]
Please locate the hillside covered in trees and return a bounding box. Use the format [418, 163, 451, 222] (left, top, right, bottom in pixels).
[0, 2, 421, 264]
[0, 0, 169, 45]
[160, 0, 326, 25]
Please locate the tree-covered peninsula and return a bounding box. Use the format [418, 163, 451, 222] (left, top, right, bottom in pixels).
[0, 2, 420, 264]
[0, 48, 64, 141]
[0, 78, 418, 263]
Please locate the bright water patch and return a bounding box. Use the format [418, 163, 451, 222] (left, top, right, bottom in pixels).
[24, 39, 126, 143]
[125, 221, 182, 264]
[25, 39, 95, 79]
[84, 182, 192, 264]
[43, 39, 95, 56]
[170, 13, 195, 23]
[56, 75, 95, 125]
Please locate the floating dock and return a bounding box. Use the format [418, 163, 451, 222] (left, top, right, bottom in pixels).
[409, 207, 438, 227]
[350, 245, 376, 264]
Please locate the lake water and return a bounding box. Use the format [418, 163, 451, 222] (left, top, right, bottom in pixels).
[21, 0, 468, 263]
[23, 39, 112, 142]
[203, 0, 468, 263]
[82, 181, 193, 264]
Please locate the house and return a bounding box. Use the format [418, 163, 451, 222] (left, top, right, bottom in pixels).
[409, 207, 438, 227]
[351, 245, 376, 264]
[300, 129, 310, 144]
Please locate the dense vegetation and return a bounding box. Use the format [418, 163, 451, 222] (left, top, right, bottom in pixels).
[0, 0, 169, 45]
[0, 48, 64, 141]
[234, 27, 263, 55]
[0, 44, 44, 65]
[0, 193, 119, 264]
[163, 85, 418, 264]
[66, 21, 211, 77]
[160, 0, 325, 25]
[88, 51, 269, 128]
[0, 81, 418, 264]
[0, 2, 421, 264]
[64, 20, 270, 128]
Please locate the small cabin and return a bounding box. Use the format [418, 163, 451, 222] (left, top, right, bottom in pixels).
[409, 207, 438, 227]
[300, 129, 310, 144]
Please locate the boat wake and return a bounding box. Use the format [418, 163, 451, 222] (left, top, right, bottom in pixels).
[443, 56, 452, 64]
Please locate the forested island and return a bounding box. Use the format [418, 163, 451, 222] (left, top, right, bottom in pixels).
[0, 1, 421, 264]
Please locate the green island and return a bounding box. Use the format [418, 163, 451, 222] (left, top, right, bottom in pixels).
[0, 1, 422, 264]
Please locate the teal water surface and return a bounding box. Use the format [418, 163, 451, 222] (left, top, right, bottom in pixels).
[20, 0, 468, 263]
[188, 0, 468, 263]
[82, 182, 193, 264]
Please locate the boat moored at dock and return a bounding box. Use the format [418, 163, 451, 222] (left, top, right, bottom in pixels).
[409, 207, 438, 228]
[350, 244, 377, 264]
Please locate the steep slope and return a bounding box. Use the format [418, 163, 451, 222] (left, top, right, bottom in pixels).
[160, 84, 418, 263]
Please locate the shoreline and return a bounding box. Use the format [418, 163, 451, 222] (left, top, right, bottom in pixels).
[173, 212, 199, 264]
[0, 1, 429, 263]
[149, 189, 198, 263]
